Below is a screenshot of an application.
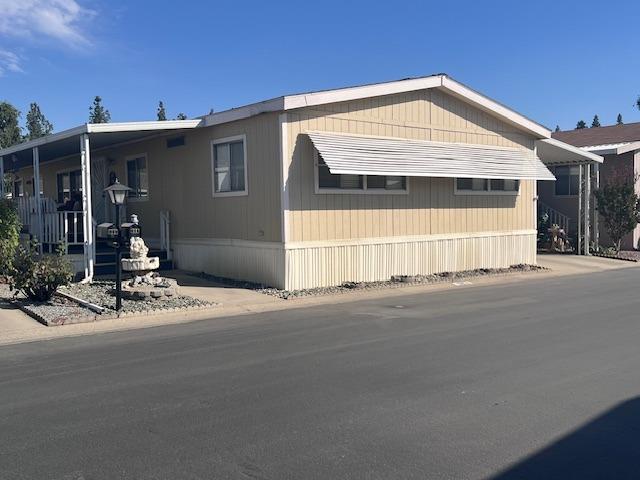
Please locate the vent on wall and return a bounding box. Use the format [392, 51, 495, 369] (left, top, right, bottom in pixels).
[166, 136, 186, 148]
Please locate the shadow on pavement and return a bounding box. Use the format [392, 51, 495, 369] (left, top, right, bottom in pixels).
[491, 397, 640, 480]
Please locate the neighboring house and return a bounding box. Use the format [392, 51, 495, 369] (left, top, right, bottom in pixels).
[0, 74, 591, 289]
[551, 123, 640, 250]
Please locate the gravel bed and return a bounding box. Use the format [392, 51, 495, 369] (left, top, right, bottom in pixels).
[60, 281, 213, 313]
[0, 283, 90, 325]
[194, 264, 545, 300]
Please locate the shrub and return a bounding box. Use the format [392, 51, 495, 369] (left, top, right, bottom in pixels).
[0, 198, 21, 280]
[11, 242, 74, 302]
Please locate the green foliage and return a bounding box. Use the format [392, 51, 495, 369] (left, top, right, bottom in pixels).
[0, 199, 21, 279]
[89, 96, 111, 123]
[0, 101, 22, 148]
[617, 113, 623, 125]
[176, 112, 187, 120]
[25, 102, 53, 140]
[157, 101, 167, 121]
[576, 120, 587, 129]
[594, 172, 640, 253]
[10, 242, 73, 302]
[554, 125, 560, 132]
[591, 115, 601, 128]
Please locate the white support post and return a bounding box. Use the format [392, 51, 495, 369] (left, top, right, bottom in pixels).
[577, 164, 583, 255]
[583, 163, 591, 255]
[0, 156, 4, 198]
[593, 163, 600, 249]
[80, 134, 94, 282]
[32, 147, 43, 254]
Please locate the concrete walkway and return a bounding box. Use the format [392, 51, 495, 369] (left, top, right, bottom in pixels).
[0, 256, 637, 347]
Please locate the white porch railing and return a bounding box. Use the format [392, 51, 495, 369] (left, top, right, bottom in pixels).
[159, 209, 172, 261]
[15, 196, 57, 227]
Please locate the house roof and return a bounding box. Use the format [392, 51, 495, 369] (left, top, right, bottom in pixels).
[203, 74, 551, 139]
[552, 122, 640, 149]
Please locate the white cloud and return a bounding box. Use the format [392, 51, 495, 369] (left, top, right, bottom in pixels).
[0, 49, 23, 76]
[0, 0, 93, 48]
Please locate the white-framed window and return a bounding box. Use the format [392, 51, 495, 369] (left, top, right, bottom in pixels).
[211, 134, 247, 197]
[454, 178, 520, 195]
[315, 152, 408, 194]
[126, 153, 149, 200]
[56, 169, 82, 204]
[554, 166, 579, 196]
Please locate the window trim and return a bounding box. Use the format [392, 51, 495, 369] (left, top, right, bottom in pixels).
[313, 150, 409, 195]
[454, 177, 521, 196]
[211, 134, 248, 198]
[125, 152, 150, 202]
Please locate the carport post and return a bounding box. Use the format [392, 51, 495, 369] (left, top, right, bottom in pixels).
[577, 165, 583, 254]
[80, 133, 94, 282]
[32, 147, 43, 254]
[583, 163, 591, 255]
[593, 163, 600, 249]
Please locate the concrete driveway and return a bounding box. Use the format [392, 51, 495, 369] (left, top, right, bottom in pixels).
[2, 266, 640, 479]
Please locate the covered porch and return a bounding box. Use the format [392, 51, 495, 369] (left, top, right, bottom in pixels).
[0, 120, 202, 281]
[536, 138, 604, 254]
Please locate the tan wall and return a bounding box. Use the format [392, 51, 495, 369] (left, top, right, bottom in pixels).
[284, 88, 536, 243]
[16, 113, 283, 244]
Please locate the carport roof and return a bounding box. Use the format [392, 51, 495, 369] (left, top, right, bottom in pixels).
[0, 120, 202, 170]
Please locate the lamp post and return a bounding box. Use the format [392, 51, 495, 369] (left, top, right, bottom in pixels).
[104, 179, 131, 311]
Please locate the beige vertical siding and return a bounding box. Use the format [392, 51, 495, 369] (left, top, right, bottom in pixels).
[285, 88, 536, 243]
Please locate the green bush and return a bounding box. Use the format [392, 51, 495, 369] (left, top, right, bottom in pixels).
[11, 242, 74, 302]
[0, 198, 21, 279]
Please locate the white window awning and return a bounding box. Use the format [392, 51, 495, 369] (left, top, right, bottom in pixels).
[308, 132, 556, 181]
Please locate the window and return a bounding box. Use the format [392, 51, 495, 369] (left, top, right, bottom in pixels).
[14, 180, 23, 198]
[316, 154, 407, 193]
[56, 169, 82, 203]
[554, 166, 579, 196]
[211, 135, 247, 196]
[31, 177, 44, 196]
[455, 177, 520, 195]
[166, 136, 185, 148]
[126, 154, 149, 199]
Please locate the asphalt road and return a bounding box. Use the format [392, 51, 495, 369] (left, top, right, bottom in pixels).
[2, 268, 640, 480]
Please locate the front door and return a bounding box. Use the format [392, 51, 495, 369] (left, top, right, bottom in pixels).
[91, 156, 109, 224]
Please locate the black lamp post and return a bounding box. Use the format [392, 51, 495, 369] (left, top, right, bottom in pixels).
[104, 179, 131, 311]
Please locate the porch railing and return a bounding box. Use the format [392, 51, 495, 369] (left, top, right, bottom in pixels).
[538, 200, 571, 237]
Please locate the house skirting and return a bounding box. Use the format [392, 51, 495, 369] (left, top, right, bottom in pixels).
[283, 230, 537, 290]
[172, 231, 536, 291]
[173, 238, 286, 288]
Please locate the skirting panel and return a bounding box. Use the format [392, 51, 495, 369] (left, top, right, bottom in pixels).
[173, 238, 286, 289]
[284, 231, 537, 290]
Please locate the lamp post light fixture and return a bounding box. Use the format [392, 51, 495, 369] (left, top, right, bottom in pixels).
[104, 179, 131, 311]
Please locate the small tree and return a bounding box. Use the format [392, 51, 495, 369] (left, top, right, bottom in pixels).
[591, 115, 601, 128]
[576, 120, 587, 129]
[0, 101, 22, 148]
[594, 169, 640, 253]
[554, 125, 561, 132]
[0, 199, 21, 280]
[10, 242, 73, 301]
[25, 102, 53, 140]
[176, 112, 187, 120]
[617, 113, 623, 125]
[157, 101, 167, 121]
[89, 96, 111, 123]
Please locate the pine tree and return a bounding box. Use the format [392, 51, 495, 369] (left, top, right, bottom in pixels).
[576, 120, 587, 129]
[176, 112, 187, 120]
[0, 101, 22, 148]
[157, 101, 167, 121]
[554, 125, 560, 132]
[591, 115, 601, 128]
[89, 96, 111, 123]
[617, 113, 623, 125]
[24, 102, 53, 140]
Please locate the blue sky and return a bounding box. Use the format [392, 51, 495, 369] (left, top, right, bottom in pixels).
[1, 0, 640, 132]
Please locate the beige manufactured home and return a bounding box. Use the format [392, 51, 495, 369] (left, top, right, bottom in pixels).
[1, 74, 587, 290]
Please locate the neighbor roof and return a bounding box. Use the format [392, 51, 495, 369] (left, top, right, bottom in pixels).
[552, 122, 640, 149]
[202, 74, 551, 139]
